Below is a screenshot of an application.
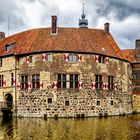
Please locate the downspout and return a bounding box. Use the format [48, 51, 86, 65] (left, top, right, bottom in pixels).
[14, 54, 17, 117]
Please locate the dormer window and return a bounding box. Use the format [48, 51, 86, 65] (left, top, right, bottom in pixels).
[5, 42, 16, 52]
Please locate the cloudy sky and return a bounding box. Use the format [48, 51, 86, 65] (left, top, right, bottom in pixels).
[0, 0, 140, 49]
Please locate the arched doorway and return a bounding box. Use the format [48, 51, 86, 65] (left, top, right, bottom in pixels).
[4, 94, 13, 109]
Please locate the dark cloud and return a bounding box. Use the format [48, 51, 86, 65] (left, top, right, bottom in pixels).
[0, 1, 16, 24]
[0, 0, 25, 35]
[109, 1, 140, 20]
[91, 0, 140, 21]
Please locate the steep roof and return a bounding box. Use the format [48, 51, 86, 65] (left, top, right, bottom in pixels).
[0, 27, 127, 61]
[121, 49, 136, 63]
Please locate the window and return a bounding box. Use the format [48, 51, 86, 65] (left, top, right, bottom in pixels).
[65, 101, 69, 106]
[69, 54, 78, 62]
[99, 56, 106, 63]
[47, 54, 52, 61]
[0, 59, 2, 67]
[132, 75, 136, 79]
[48, 98, 53, 104]
[95, 75, 102, 89]
[21, 75, 28, 90]
[57, 74, 79, 89]
[32, 75, 40, 89]
[58, 74, 66, 89]
[108, 76, 114, 90]
[42, 54, 52, 61]
[5, 42, 16, 52]
[11, 73, 14, 86]
[29, 56, 33, 63]
[0, 75, 3, 87]
[70, 74, 79, 89]
[111, 100, 114, 106]
[96, 100, 101, 106]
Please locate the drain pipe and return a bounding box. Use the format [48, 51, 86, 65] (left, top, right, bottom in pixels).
[14, 53, 17, 117]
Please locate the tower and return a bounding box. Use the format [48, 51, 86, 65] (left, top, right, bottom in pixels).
[79, 3, 88, 28]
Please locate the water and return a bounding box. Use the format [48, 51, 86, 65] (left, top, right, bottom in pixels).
[0, 115, 140, 140]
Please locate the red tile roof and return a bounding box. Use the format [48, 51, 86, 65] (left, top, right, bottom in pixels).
[121, 49, 136, 63]
[0, 27, 128, 61]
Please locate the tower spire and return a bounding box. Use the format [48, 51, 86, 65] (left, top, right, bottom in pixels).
[79, 3, 88, 28]
[83, 3, 85, 14]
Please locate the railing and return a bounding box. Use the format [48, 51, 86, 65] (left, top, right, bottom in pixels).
[0, 102, 13, 110]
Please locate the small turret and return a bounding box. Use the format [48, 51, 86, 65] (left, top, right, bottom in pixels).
[79, 4, 88, 28]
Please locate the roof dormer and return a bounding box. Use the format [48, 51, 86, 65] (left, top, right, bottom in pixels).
[5, 42, 16, 52]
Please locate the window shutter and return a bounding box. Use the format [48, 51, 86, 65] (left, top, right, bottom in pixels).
[39, 82, 43, 89]
[28, 82, 32, 89]
[105, 83, 108, 90]
[42, 54, 47, 61]
[64, 54, 69, 61]
[91, 82, 96, 89]
[13, 78, 16, 86]
[102, 83, 108, 90]
[114, 83, 118, 90]
[3, 80, 6, 87]
[52, 81, 58, 89]
[129, 84, 134, 90]
[95, 55, 100, 63]
[77, 54, 82, 62]
[16, 83, 21, 90]
[106, 57, 110, 64]
[78, 82, 84, 89]
[26, 56, 30, 63]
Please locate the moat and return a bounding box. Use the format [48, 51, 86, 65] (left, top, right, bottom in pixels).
[0, 115, 140, 140]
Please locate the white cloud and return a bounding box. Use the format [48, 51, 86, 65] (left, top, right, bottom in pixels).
[0, 0, 140, 49]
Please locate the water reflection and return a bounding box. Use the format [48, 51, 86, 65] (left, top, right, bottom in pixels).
[0, 116, 17, 140]
[0, 115, 140, 140]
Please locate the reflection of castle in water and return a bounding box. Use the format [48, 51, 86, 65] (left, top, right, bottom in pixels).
[0, 116, 140, 140]
[0, 117, 17, 139]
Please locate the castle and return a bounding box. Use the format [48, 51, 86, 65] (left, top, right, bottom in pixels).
[0, 9, 139, 118]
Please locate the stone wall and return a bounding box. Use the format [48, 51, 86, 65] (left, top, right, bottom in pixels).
[131, 62, 140, 113]
[132, 63, 140, 91]
[17, 87, 132, 117]
[132, 94, 140, 113]
[0, 56, 17, 111]
[16, 52, 133, 117]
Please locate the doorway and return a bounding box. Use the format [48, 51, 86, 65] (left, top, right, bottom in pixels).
[4, 93, 13, 109]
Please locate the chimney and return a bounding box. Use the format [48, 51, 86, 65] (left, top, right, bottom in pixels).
[104, 22, 110, 35]
[51, 16, 57, 35]
[0, 32, 5, 41]
[136, 39, 140, 62]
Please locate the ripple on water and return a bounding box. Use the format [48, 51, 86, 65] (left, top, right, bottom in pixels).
[0, 115, 140, 140]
